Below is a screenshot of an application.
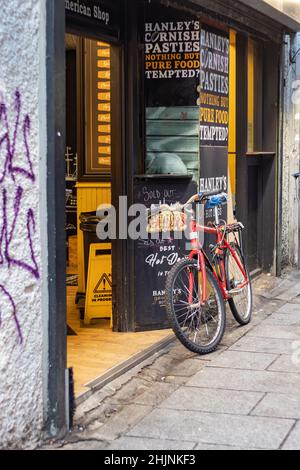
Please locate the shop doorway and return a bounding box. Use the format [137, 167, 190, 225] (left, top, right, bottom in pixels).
[236, 34, 278, 274]
[65, 32, 115, 395]
[64, 31, 172, 397]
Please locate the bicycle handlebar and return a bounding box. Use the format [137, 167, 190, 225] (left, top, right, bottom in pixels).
[199, 189, 226, 200]
[178, 190, 227, 208]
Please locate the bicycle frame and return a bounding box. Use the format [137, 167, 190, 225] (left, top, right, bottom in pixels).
[188, 215, 249, 305]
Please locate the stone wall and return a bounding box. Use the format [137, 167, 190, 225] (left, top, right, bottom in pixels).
[282, 33, 300, 268]
[0, 0, 47, 448]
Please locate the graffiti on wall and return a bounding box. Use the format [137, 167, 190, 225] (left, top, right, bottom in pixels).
[0, 90, 40, 343]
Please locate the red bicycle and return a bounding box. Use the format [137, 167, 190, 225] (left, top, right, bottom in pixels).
[165, 190, 252, 355]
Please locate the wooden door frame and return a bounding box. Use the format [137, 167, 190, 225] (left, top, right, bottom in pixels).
[236, 32, 279, 274]
[46, 0, 67, 437]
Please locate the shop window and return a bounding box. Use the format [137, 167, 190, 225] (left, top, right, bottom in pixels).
[145, 107, 199, 181]
[142, 3, 200, 181]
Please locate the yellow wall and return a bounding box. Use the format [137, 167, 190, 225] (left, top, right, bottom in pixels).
[228, 29, 237, 222]
[77, 182, 111, 293]
[247, 38, 255, 153]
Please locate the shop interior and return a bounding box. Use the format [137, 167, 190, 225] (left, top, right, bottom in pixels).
[65, 32, 171, 398]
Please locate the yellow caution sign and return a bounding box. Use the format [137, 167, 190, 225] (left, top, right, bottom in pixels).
[84, 243, 112, 326]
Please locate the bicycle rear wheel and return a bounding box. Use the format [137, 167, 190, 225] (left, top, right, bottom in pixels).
[225, 243, 252, 325]
[165, 258, 226, 355]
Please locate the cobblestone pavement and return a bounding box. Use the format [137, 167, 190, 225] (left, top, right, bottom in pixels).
[42, 271, 300, 451]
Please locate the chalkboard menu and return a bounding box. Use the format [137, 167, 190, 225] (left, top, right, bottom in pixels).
[134, 178, 197, 330]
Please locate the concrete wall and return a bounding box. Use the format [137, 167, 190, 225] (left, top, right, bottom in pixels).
[0, 0, 47, 448]
[281, 33, 300, 268]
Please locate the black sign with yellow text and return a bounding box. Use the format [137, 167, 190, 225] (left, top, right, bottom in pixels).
[143, 0, 200, 107]
[199, 26, 229, 147]
[200, 26, 229, 224]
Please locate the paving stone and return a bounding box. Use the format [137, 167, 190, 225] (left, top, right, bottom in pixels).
[268, 355, 300, 374]
[285, 271, 300, 282]
[107, 437, 196, 450]
[208, 351, 277, 371]
[276, 303, 300, 314]
[193, 346, 227, 362]
[265, 282, 300, 301]
[277, 287, 300, 301]
[167, 358, 206, 377]
[230, 336, 294, 355]
[252, 393, 300, 420]
[86, 404, 152, 441]
[282, 422, 300, 450]
[152, 352, 192, 372]
[130, 382, 179, 406]
[127, 409, 293, 450]
[248, 324, 300, 340]
[186, 367, 300, 394]
[166, 344, 197, 360]
[159, 386, 263, 415]
[220, 327, 257, 348]
[262, 280, 296, 300]
[163, 375, 190, 386]
[263, 313, 300, 326]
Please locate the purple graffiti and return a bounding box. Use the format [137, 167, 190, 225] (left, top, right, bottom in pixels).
[0, 284, 23, 344]
[0, 90, 39, 343]
[0, 91, 35, 184]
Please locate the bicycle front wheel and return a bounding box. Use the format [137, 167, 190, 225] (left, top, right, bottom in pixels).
[165, 258, 226, 355]
[225, 243, 252, 325]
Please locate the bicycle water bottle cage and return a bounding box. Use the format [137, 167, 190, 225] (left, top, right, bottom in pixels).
[206, 194, 228, 209]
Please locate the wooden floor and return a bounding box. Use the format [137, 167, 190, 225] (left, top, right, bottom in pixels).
[67, 286, 172, 397]
[66, 235, 171, 396]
